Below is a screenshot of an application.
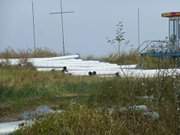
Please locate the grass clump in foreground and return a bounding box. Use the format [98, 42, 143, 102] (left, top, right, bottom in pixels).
[14, 104, 176, 135]
[15, 106, 130, 135]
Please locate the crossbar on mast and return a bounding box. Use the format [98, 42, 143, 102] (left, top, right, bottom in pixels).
[50, 0, 74, 56]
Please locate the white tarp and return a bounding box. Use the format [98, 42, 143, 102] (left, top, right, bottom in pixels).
[67, 68, 180, 77]
[2, 55, 179, 78]
[0, 55, 80, 66]
[0, 120, 25, 135]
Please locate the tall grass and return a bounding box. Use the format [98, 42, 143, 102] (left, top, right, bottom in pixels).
[0, 48, 58, 58]
[140, 56, 178, 69]
[103, 51, 139, 65]
[0, 67, 102, 117]
[15, 103, 176, 135]
[103, 51, 178, 69]
[0, 63, 178, 134]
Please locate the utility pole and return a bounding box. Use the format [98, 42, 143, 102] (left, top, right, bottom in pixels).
[32, 0, 37, 51]
[138, 8, 141, 48]
[50, 0, 74, 56]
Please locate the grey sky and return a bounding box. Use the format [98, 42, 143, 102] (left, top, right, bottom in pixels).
[0, 0, 180, 56]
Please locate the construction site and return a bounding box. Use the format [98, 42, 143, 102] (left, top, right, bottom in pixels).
[0, 0, 180, 134]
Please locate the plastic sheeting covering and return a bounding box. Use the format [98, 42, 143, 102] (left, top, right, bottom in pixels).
[0, 120, 25, 134]
[1, 55, 179, 77]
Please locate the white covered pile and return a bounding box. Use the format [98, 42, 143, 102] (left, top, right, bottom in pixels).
[0, 55, 180, 77]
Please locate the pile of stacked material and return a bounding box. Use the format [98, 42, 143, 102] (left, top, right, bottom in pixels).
[0, 55, 179, 77]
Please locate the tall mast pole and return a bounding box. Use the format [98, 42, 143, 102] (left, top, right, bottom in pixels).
[32, 0, 37, 51]
[60, 0, 65, 55]
[138, 8, 141, 48]
[50, 0, 74, 56]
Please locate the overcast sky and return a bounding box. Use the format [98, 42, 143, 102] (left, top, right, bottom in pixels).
[0, 0, 180, 56]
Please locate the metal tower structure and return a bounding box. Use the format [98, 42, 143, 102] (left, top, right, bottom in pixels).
[139, 12, 180, 59]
